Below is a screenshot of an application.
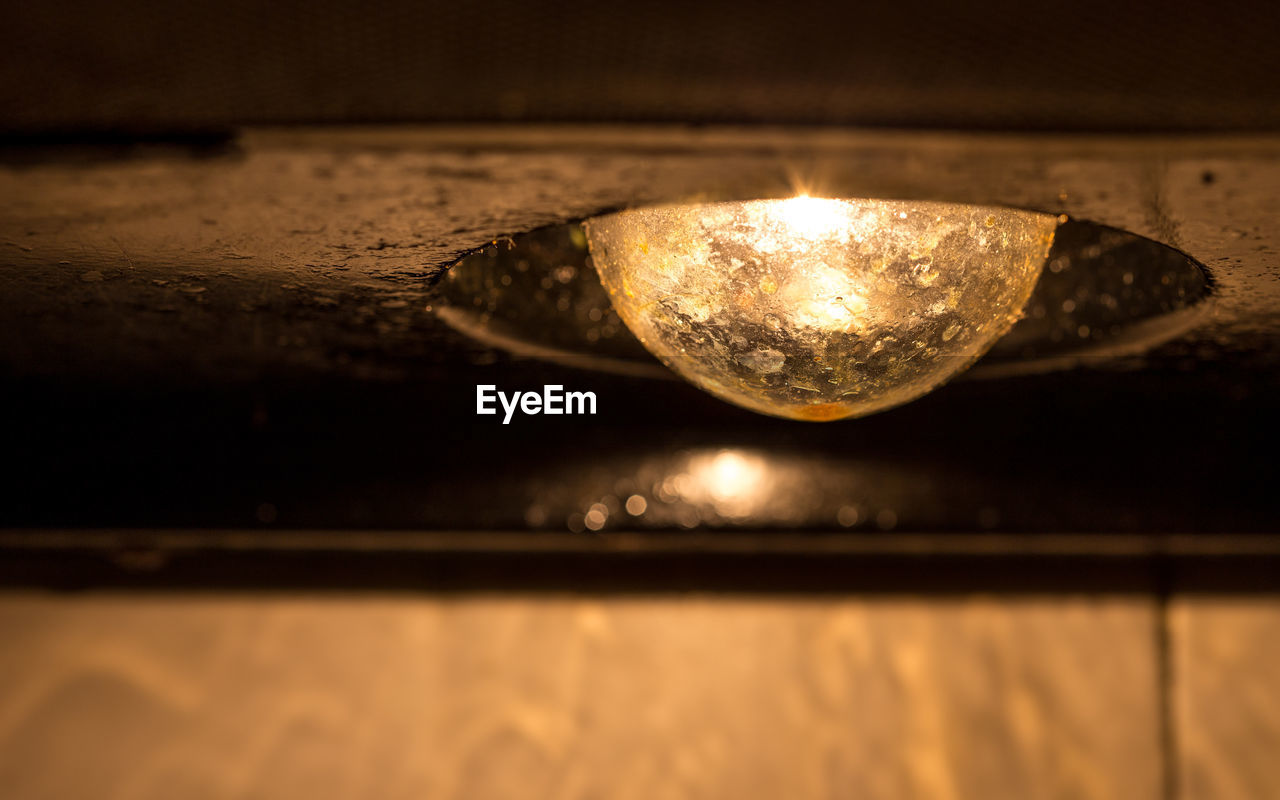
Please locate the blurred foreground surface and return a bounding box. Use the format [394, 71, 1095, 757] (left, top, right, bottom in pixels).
[0, 595, 1275, 800]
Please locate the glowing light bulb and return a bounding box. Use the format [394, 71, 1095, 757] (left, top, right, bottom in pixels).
[584, 197, 1058, 421]
[777, 195, 848, 240]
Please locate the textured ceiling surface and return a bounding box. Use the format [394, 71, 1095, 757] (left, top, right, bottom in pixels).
[2, 127, 1278, 384]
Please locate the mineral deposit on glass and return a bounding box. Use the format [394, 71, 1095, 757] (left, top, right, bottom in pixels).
[585, 197, 1058, 421]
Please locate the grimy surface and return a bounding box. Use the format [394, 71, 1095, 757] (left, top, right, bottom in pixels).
[1, 126, 1278, 383]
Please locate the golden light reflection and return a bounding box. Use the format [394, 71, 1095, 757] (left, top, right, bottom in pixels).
[642, 449, 795, 526]
[584, 197, 1058, 421]
[533, 448, 932, 533]
[687, 450, 772, 518]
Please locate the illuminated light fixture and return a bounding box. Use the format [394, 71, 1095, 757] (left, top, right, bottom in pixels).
[584, 197, 1059, 421]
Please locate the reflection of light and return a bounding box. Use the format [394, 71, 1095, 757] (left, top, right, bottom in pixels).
[585, 197, 1058, 421]
[584, 502, 609, 531]
[530, 448, 924, 532]
[837, 505, 860, 527]
[697, 450, 769, 512]
[657, 449, 776, 519]
[779, 264, 867, 332]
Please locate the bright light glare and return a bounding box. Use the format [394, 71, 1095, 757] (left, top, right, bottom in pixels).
[777, 195, 849, 240]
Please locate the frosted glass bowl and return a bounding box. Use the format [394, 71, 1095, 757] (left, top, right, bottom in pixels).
[585, 197, 1058, 421]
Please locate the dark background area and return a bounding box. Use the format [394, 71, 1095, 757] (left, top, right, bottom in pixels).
[4, 0, 1280, 134]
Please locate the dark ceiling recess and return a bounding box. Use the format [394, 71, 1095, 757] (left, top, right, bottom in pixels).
[1, 2, 1278, 593]
[437, 219, 1211, 378]
[3, 0, 1280, 133]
